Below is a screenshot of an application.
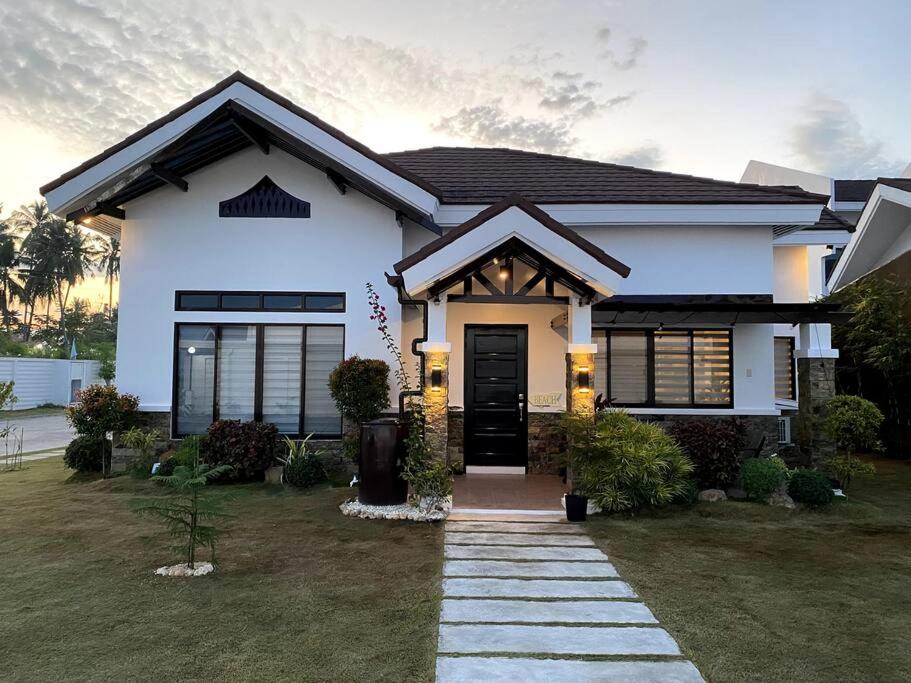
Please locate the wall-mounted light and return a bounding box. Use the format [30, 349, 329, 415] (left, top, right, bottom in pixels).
[187, 346, 196, 355]
[499, 260, 510, 280]
[577, 365, 590, 393]
[431, 362, 443, 392]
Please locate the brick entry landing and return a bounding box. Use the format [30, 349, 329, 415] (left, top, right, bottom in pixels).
[452, 474, 566, 512]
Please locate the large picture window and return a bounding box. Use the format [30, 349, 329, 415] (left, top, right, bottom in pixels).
[174, 323, 344, 436]
[594, 329, 733, 408]
[774, 336, 796, 400]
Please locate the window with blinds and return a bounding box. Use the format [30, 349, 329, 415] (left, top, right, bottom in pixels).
[174, 323, 344, 436]
[593, 329, 733, 408]
[774, 336, 796, 400]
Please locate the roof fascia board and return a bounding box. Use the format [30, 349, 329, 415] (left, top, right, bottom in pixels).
[46, 81, 438, 217]
[433, 203, 824, 227]
[829, 184, 911, 290]
[831, 201, 866, 212]
[399, 205, 624, 296]
[774, 229, 852, 246]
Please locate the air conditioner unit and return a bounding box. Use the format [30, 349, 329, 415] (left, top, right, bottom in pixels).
[777, 416, 792, 445]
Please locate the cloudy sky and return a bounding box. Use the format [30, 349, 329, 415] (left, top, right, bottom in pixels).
[1, 0, 909, 213]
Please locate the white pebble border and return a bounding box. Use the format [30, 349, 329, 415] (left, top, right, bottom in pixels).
[154, 562, 215, 577]
[339, 497, 451, 522]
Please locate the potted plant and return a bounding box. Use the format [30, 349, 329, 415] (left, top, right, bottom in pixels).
[561, 411, 597, 522]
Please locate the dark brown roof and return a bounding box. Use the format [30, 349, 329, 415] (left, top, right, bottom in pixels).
[877, 177, 911, 193]
[808, 207, 855, 232]
[41, 71, 441, 199]
[833, 179, 876, 203]
[394, 195, 631, 277]
[384, 147, 828, 205]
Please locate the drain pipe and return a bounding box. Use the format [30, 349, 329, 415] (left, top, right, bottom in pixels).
[385, 272, 426, 417]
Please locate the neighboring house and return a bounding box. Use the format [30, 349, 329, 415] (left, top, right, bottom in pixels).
[40, 73, 842, 473]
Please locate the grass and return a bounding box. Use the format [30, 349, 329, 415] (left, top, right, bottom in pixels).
[587, 457, 911, 682]
[0, 405, 65, 419]
[0, 458, 443, 682]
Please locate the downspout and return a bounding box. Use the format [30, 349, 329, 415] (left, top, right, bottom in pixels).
[385, 272, 426, 417]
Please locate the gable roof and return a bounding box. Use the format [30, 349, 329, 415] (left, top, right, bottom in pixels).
[877, 177, 911, 193]
[384, 147, 828, 205]
[809, 207, 855, 232]
[833, 179, 876, 203]
[41, 71, 441, 199]
[394, 194, 630, 277]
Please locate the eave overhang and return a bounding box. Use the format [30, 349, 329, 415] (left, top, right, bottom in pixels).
[593, 296, 848, 325]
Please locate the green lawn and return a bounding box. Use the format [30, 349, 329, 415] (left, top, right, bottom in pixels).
[588, 457, 911, 682]
[0, 458, 443, 682]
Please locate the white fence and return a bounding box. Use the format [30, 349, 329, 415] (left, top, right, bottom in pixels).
[0, 357, 103, 409]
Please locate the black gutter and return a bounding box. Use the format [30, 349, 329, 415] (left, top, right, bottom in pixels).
[385, 272, 427, 417]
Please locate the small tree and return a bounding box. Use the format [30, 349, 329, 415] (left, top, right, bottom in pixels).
[135, 440, 232, 569]
[329, 355, 390, 460]
[823, 394, 882, 491]
[65, 384, 139, 477]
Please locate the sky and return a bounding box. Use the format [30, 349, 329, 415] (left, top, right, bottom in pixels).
[1, 0, 909, 215]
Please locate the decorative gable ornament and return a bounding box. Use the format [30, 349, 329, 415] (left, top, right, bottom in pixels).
[219, 176, 311, 218]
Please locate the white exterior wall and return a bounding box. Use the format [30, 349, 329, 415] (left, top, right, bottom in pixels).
[117, 147, 406, 412]
[773, 246, 809, 303]
[0, 358, 102, 408]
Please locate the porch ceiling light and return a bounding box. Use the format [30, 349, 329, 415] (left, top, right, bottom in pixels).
[431, 362, 443, 392]
[187, 346, 196, 355]
[577, 365, 590, 393]
[499, 261, 510, 280]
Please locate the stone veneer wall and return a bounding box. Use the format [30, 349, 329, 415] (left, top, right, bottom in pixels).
[640, 414, 780, 458]
[796, 357, 837, 466]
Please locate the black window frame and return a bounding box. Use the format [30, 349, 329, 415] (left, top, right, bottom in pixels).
[773, 335, 797, 401]
[593, 328, 734, 409]
[175, 290, 346, 313]
[171, 322, 345, 439]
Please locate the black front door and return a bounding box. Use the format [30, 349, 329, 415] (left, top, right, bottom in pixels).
[464, 325, 528, 468]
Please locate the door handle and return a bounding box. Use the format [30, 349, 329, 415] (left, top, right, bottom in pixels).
[518, 394, 525, 423]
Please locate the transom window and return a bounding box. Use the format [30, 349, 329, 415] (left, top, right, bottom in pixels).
[175, 290, 345, 312]
[174, 323, 344, 437]
[774, 336, 796, 400]
[594, 329, 733, 408]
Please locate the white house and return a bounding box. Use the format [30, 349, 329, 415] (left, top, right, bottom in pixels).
[41, 73, 843, 472]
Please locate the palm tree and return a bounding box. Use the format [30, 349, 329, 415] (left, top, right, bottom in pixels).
[12, 201, 54, 338]
[0, 214, 24, 332]
[97, 237, 120, 320]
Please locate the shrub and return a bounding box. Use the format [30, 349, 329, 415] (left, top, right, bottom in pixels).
[788, 468, 834, 507]
[572, 410, 694, 512]
[65, 384, 139, 437]
[823, 395, 884, 456]
[64, 435, 112, 472]
[827, 453, 876, 492]
[280, 435, 327, 488]
[202, 420, 277, 480]
[121, 427, 160, 478]
[329, 356, 390, 426]
[158, 436, 204, 478]
[669, 419, 746, 489]
[739, 457, 789, 500]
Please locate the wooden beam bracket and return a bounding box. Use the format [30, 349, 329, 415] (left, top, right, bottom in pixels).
[326, 170, 347, 195]
[150, 162, 189, 192]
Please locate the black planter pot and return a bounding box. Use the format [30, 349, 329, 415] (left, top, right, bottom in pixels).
[358, 418, 408, 505]
[565, 493, 588, 522]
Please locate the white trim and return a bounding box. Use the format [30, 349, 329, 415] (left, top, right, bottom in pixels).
[45, 82, 439, 217]
[139, 403, 171, 412]
[465, 466, 528, 475]
[831, 201, 866, 213]
[623, 408, 781, 416]
[434, 203, 824, 227]
[567, 343, 598, 354]
[774, 229, 852, 246]
[418, 342, 452, 353]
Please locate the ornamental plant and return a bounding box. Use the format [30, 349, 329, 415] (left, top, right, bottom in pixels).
[668, 419, 746, 489]
[121, 427, 161, 478]
[739, 457, 789, 500]
[65, 384, 139, 476]
[366, 282, 451, 504]
[788, 468, 834, 507]
[280, 435, 327, 488]
[202, 419, 278, 481]
[135, 438, 232, 568]
[822, 395, 883, 491]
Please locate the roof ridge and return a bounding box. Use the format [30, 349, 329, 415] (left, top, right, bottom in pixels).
[384, 146, 829, 203]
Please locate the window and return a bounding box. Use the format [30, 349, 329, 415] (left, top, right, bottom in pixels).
[176, 291, 345, 312]
[174, 324, 344, 436]
[594, 329, 733, 408]
[774, 336, 796, 400]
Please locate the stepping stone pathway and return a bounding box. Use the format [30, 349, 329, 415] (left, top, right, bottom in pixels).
[436, 519, 703, 682]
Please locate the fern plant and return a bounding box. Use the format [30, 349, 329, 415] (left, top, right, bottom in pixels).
[135, 441, 232, 568]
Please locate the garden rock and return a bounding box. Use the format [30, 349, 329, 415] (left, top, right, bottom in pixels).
[698, 489, 727, 503]
[340, 497, 450, 522]
[766, 491, 796, 509]
[155, 562, 215, 577]
[726, 487, 748, 500]
[264, 465, 284, 485]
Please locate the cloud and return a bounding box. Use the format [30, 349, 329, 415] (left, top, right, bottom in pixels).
[538, 72, 634, 122]
[610, 145, 664, 169]
[790, 95, 903, 177]
[595, 26, 612, 43]
[433, 103, 576, 154]
[596, 29, 648, 70]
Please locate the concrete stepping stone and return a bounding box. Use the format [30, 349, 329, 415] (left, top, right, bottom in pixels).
[438, 623, 681, 656]
[444, 560, 618, 578]
[445, 532, 594, 546]
[446, 521, 586, 534]
[436, 657, 705, 682]
[445, 544, 607, 561]
[443, 578, 637, 599]
[441, 598, 657, 624]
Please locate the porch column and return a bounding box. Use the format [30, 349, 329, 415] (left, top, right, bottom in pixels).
[420, 298, 450, 462]
[566, 297, 596, 416]
[795, 323, 838, 465]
